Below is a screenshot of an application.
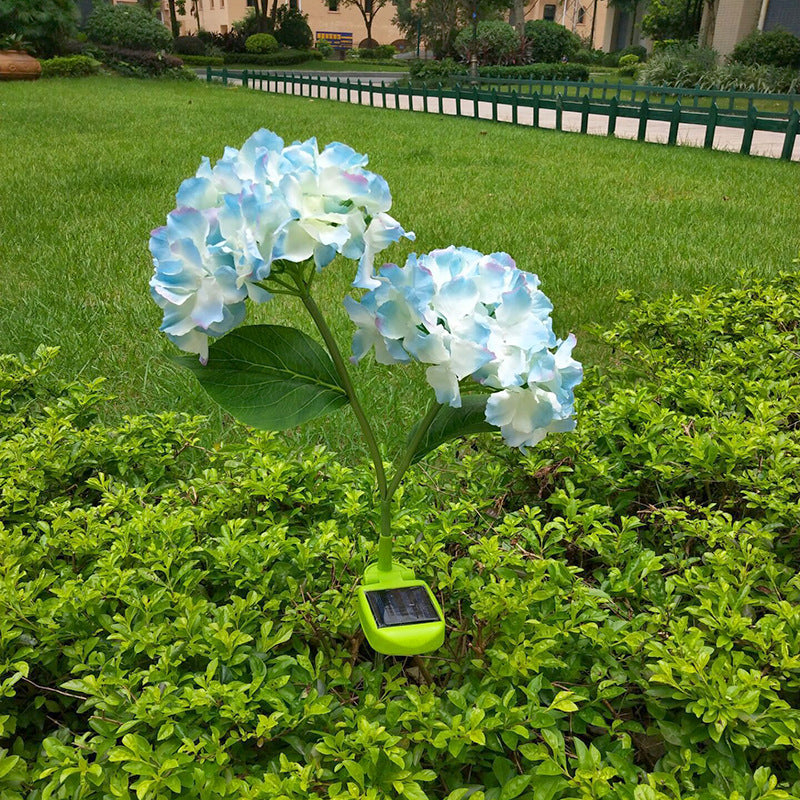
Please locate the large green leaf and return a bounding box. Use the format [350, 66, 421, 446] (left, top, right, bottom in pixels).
[408, 394, 497, 463]
[174, 325, 348, 430]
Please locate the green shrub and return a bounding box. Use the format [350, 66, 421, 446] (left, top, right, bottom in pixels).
[274, 7, 313, 50]
[478, 62, 590, 80]
[93, 45, 189, 78]
[454, 20, 521, 66]
[617, 52, 640, 77]
[637, 41, 718, 86]
[85, 3, 172, 52]
[698, 61, 800, 93]
[315, 39, 334, 58]
[523, 19, 581, 64]
[245, 32, 278, 54]
[179, 54, 224, 67]
[373, 43, 396, 59]
[174, 34, 206, 55]
[409, 59, 589, 82]
[0, 0, 76, 58]
[4, 270, 800, 796]
[408, 57, 462, 80]
[39, 54, 100, 77]
[223, 48, 322, 66]
[730, 26, 800, 69]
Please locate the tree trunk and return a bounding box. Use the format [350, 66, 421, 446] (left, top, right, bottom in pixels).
[509, 0, 525, 36]
[168, 0, 180, 36]
[589, 0, 598, 48]
[628, 1, 637, 45]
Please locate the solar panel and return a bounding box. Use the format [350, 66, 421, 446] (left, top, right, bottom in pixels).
[364, 586, 441, 628]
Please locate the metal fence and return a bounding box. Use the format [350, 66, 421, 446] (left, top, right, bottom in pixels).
[206, 68, 800, 161]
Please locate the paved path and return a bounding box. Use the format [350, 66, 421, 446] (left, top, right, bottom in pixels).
[222, 75, 800, 162]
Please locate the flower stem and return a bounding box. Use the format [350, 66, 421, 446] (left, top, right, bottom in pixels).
[297, 286, 388, 502]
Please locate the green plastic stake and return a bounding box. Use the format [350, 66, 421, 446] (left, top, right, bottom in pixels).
[357, 559, 445, 657]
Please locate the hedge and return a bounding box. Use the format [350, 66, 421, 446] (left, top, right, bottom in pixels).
[3, 270, 800, 797]
[179, 54, 224, 67]
[223, 48, 322, 66]
[409, 59, 589, 82]
[39, 55, 100, 78]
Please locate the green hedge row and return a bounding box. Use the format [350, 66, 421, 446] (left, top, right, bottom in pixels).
[223, 48, 322, 66]
[179, 54, 224, 67]
[39, 55, 100, 78]
[3, 270, 800, 797]
[477, 63, 590, 81]
[409, 58, 589, 83]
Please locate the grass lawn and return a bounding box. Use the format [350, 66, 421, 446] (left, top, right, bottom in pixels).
[1, 75, 798, 462]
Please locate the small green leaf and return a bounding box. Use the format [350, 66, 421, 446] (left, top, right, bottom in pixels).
[174, 325, 348, 430]
[408, 394, 496, 463]
[499, 775, 533, 800]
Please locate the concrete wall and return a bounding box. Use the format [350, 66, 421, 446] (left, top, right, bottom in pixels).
[710, 0, 761, 56]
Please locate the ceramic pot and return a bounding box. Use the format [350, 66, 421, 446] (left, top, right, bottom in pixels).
[0, 50, 42, 81]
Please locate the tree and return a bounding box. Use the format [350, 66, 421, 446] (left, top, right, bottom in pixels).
[331, 0, 391, 44]
[640, 0, 707, 42]
[393, 0, 512, 58]
[0, 0, 77, 57]
[164, 0, 186, 36]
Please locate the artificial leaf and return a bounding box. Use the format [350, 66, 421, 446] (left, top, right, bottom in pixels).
[408, 394, 496, 463]
[174, 325, 348, 430]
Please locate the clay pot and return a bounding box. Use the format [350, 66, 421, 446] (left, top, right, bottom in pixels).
[0, 50, 42, 81]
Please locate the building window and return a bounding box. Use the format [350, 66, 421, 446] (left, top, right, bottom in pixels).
[543, 3, 556, 20]
[365, 0, 372, 11]
[328, 0, 339, 10]
[577, 5, 585, 22]
[220, 23, 227, 32]
[209, 0, 214, 8]
[247, 0, 254, 5]
[289, 0, 298, 8]
[220, 0, 224, 7]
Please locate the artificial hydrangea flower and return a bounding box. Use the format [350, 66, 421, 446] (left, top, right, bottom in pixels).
[345, 246, 582, 450]
[150, 129, 413, 360]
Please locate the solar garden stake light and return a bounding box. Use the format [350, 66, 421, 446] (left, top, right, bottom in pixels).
[149, 130, 582, 657]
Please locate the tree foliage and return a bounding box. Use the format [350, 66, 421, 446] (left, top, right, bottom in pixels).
[0, 0, 77, 57]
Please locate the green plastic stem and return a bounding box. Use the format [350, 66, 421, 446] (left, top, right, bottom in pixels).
[297, 287, 388, 501]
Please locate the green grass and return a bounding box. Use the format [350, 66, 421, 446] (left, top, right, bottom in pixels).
[1, 75, 798, 463]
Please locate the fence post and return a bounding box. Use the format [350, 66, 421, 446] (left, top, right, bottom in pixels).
[580, 95, 589, 134]
[206, 65, 211, 83]
[222, 67, 228, 86]
[422, 81, 428, 113]
[357, 78, 362, 105]
[704, 102, 718, 150]
[781, 109, 799, 161]
[473, 85, 480, 119]
[740, 105, 757, 154]
[492, 89, 498, 122]
[438, 82, 444, 115]
[555, 94, 563, 131]
[667, 101, 681, 146]
[607, 96, 617, 136]
[533, 91, 540, 127]
[511, 89, 518, 126]
[455, 83, 462, 117]
[637, 98, 649, 142]
[242, 69, 248, 89]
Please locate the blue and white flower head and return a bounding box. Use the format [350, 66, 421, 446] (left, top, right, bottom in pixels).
[346, 246, 582, 450]
[150, 129, 413, 360]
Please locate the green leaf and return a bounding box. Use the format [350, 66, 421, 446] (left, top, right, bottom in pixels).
[499, 775, 532, 800]
[408, 394, 496, 463]
[174, 325, 348, 430]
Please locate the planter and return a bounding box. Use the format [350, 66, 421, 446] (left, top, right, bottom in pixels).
[0, 50, 41, 81]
